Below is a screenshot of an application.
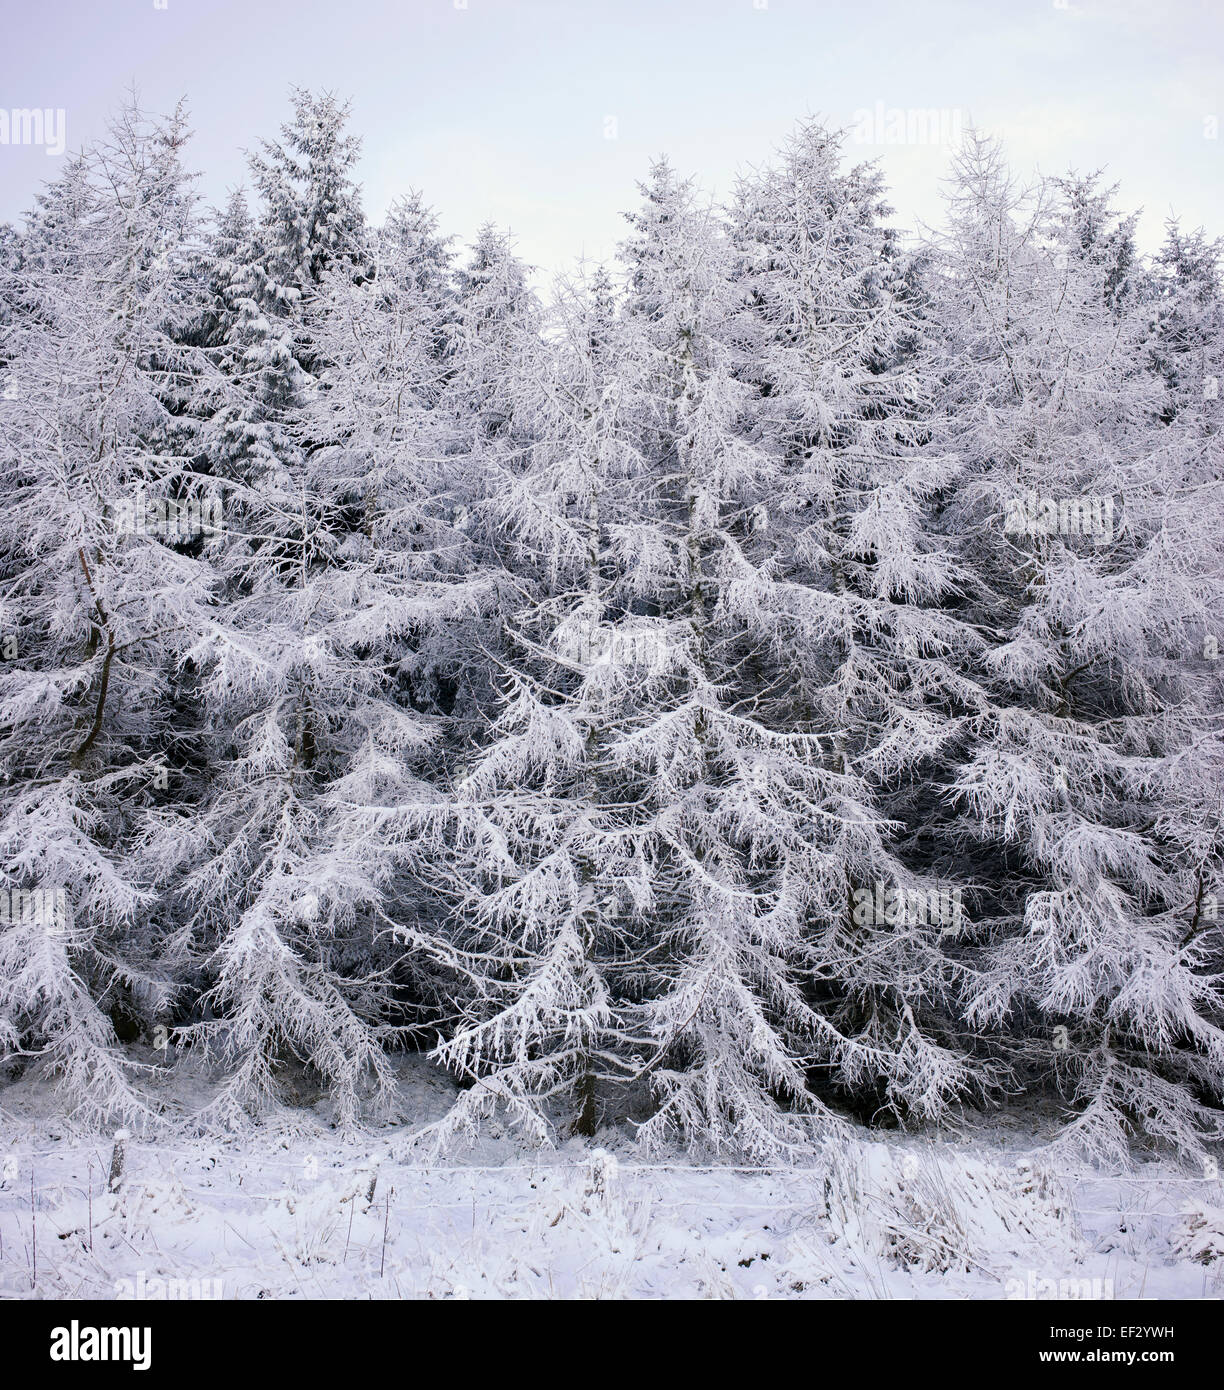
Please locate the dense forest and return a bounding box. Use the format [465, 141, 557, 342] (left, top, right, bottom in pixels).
[1, 90, 1221, 1165]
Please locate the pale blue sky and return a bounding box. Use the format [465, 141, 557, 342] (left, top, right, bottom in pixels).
[1, 0, 1221, 278]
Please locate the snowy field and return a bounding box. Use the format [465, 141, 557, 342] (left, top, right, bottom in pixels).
[2, 1058, 1220, 1301]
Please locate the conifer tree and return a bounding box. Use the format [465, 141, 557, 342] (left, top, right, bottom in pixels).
[0, 99, 218, 1120]
[935, 135, 1224, 1163]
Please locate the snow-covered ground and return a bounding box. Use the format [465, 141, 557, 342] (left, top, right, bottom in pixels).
[2, 1056, 1221, 1300]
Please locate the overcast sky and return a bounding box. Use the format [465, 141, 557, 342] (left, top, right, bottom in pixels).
[2, 0, 1221, 279]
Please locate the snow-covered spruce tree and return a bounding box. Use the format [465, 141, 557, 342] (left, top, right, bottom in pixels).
[478, 152, 970, 1158]
[380, 191, 461, 374]
[183, 89, 368, 493]
[294, 204, 507, 1060]
[428, 224, 549, 754]
[933, 134, 1224, 1163]
[445, 223, 537, 471]
[0, 99, 219, 1121]
[407, 260, 666, 1146]
[370, 203, 516, 739]
[1137, 217, 1224, 1128]
[721, 122, 984, 1128]
[384, 232, 624, 1145]
[142, 92, 433, 1127]
[245, 88, 368, 318]
[599, 158, 861, 1157]
[192, 187, 257, 355]
[0, 220, 23, 340]
[1145, 218, 1224, 423]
